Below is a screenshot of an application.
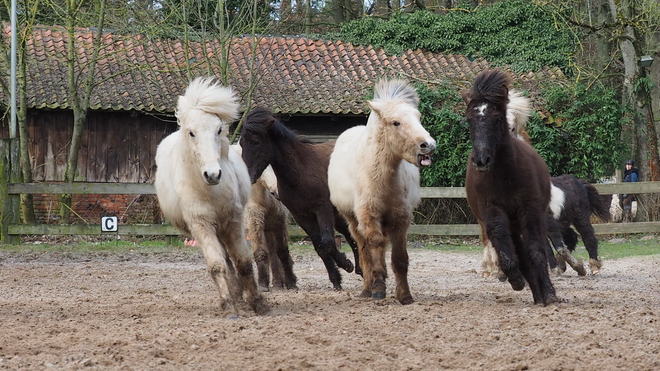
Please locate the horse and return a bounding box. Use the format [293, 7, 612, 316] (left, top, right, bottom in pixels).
[484, 94, 611, 277]
[546, 174, 611, 275]
[463, 69, 559, 306]
[233, 144, 297, 292]
[239, 107, 360, 290]
[328, 78, 436, 304]
[154, 77, 268, 318]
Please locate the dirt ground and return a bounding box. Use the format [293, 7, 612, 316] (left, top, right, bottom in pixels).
[1, 240, 659, 371]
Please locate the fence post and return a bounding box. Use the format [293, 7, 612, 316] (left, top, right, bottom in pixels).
[1, 138, 21, 244]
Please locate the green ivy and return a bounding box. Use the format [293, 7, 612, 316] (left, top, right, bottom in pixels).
[416, 82, 625, 187]
[332, 0, 574, 73]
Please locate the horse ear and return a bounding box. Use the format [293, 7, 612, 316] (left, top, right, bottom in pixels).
[368, 100, 386, 116]
[265, 115, 275, 128]
[460, 89, 472, 105]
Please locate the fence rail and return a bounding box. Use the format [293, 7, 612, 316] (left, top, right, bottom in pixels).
[3, 181, 660, 242]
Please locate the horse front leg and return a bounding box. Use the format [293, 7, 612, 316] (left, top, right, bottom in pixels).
[483, 209, 525, 291]
[356, 210, 387, 300]
[520, 219, 560, 306]
[297, 218, 344, 290]
[389, 222, 413, 305]
[190, 223, 241, 318]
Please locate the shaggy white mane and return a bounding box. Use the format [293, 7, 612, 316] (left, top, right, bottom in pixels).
[176, 77, 241, 126]
[506, 89, 532, 134]
[372, 78, 420, 106]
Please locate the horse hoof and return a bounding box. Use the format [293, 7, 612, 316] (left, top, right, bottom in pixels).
[371, 291, 386, 300]
[572, 262, 587, 276]
[341, 260, 354, 273]
[589, 259, 603, 275]
[224, 312, 239, 320]
[333, 284, 343, 291]
[397, 295, 414, 305]
[252, 298, 270, 316]
[359, 289, 372, 298]
[543, 294, 561, 306]
[497, 274, 508, 282]
[508, 276, 525, 291]
[355, 266, 364, 277]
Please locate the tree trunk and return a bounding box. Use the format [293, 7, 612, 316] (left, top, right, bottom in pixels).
[60, 0, 106, 223]
[18, 23, 35, 224]
[373, 0, 389, 17]
[333, 0, 346, 25]
[610, 0, 660, 222]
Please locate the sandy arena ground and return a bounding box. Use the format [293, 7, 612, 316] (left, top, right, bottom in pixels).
[1, 241, 659, 370]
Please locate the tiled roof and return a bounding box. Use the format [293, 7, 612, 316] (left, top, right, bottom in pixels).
[0, 25, 565, 115]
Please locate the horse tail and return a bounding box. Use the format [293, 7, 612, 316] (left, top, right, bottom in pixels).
[583, 181, 611, 222]
[471, 69, 511, 109]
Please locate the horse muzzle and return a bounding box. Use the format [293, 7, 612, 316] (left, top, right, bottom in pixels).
[471, 155, 491, 172]
[417, 141, 436, 167]
[203, 169, 222, 185]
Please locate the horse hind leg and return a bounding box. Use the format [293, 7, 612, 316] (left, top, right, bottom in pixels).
[572, 220, 602, 275]
[251, 239, 271, 292]
[335, 217, 363, 277]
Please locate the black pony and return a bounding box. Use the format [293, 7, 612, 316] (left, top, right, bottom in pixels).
[463, 69, 559, 306]
[239, 107, 360, 290]
[546, 174, 611, 275]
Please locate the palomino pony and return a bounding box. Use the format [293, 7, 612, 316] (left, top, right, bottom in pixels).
[234, 144, 297, 292]
[239, 107, 360, 290]
[463, 69, 559, 306]
[154, 77, 268, 317]
[328, 79, 436, 304]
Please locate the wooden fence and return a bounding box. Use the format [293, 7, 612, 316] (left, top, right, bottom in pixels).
[3, 178, 660, 243]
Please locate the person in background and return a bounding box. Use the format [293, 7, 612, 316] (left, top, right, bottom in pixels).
[621, 159, 639, 221]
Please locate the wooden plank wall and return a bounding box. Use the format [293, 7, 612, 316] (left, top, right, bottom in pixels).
[19, 109, 177, 183]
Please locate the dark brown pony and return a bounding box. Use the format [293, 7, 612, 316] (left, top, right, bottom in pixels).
[239, 107, 360, 290]
[463, 69, 559, 306]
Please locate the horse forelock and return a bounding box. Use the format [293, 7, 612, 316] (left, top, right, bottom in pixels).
[372, 79, 419, 107]
[176, 77, 240, 128]
[469, 70, 511, 113]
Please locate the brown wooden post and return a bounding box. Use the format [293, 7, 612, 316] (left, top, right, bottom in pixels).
[1, 138, 21, 244]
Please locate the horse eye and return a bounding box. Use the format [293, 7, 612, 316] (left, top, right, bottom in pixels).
[393, 121, 401, 127]
[188, 130, 195, 138]
[217, 127, 222, 135]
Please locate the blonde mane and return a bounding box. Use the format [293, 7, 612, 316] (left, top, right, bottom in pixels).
[176, 77, 241, 127]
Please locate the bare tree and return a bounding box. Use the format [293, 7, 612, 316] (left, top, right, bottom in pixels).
[40, 0, 109, 223]
[0, 0, 41, 224]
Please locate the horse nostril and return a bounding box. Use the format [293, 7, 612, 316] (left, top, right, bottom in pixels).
[420, 141, 436, 152]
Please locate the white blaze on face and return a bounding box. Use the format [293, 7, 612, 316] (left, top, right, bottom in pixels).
[549, 184, 566, 219]
[475, 103, 488, 117]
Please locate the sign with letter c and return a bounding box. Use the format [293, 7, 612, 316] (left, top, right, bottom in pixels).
[101, 216, 118, 232]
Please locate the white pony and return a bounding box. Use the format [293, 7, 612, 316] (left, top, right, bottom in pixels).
[328, 79, 436, 304]
[154, 77, 268, 318]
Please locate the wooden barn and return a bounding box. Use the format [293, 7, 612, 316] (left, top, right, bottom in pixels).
[0, 25, 564, 224]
